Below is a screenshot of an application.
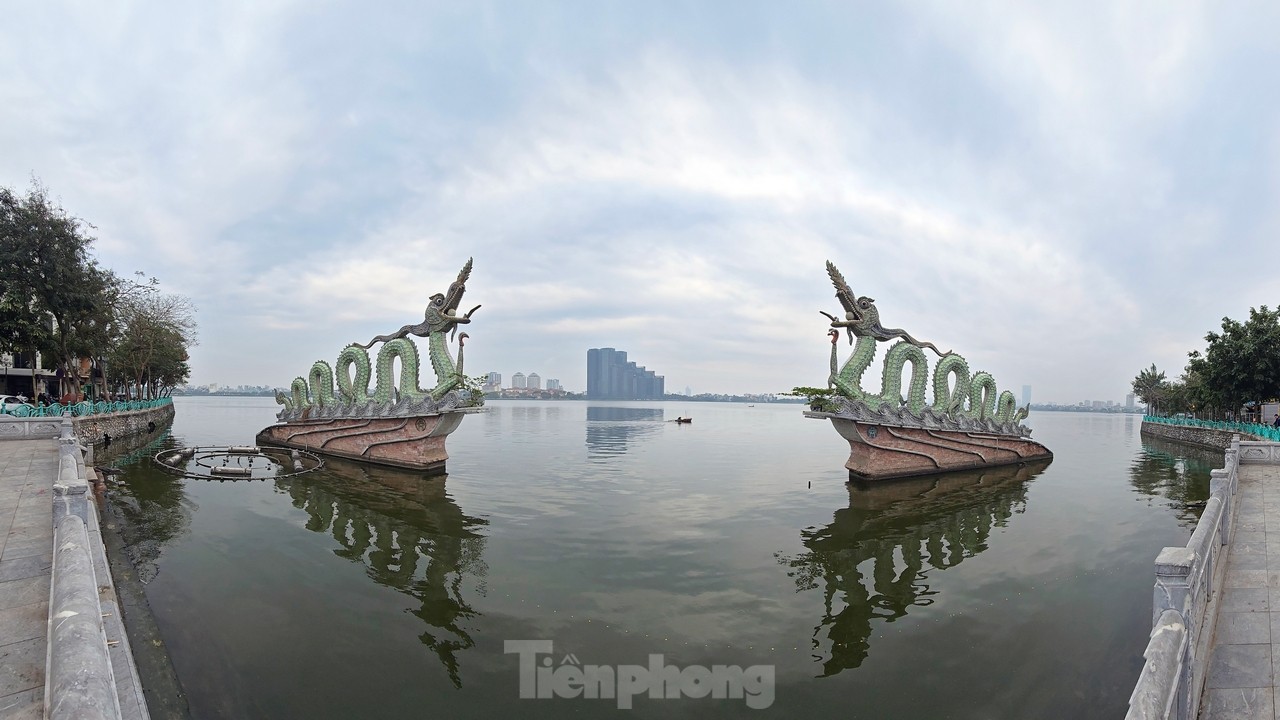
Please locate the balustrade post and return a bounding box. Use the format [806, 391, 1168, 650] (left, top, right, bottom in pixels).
[1155, 547, 1195, 720]
[1211, 468, 1231, 546]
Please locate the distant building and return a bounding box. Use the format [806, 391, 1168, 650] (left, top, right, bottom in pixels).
[527, 372, 541, 390]
[546, 379, 561, 391]
[685, 386, 692, 396]
[586, 348, 665, 400]
[1021, 385, 1031, 407]
[487, 371, 501, 387]
[1126, 393, 1135, 410]
[512, 372, 526, 389]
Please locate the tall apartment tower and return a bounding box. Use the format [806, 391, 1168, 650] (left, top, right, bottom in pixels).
[586, 348, 665, 399]
[512, 372, 526, 389]
[528, 373, 541, 390]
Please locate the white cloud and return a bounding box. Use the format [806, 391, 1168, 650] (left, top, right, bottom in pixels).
[2, 2, 1274, 400]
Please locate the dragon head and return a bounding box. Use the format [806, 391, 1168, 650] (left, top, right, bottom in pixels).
[822, 260, 948, 355]
[425, 258, 480, 335]
[852, 296, 886, 337]
[825, 261, 884, 343]
[442, 258, 472, 316]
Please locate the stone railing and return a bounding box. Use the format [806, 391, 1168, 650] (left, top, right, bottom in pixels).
[46, 417, 149, 720]
[1126, 436, 1242, 720]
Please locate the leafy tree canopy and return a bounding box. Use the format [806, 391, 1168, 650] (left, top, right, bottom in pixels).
[1193, 306, 1280, 411]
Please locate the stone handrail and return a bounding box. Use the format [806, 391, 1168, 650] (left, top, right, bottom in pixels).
[1126, 435, 1241, 720]
[45, 417, 149, 720]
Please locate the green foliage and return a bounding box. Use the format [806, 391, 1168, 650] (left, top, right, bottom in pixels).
[106, 292, 197, 398]
[1131, 364, 1167, 412]
[459, 373, 488, 406]
[786, 386, 838, 412]
[1191, 306, 1280, 412]
[1, 180, 195, 398]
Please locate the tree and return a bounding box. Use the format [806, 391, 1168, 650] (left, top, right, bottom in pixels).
[107, 292, 197, 399]
[0, 182, 117, 398]
[1132, 364, 1167, 414]
[1192, 306, 1280, 414]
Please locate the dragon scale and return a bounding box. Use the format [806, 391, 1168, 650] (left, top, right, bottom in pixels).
[427, 331, 461, 401]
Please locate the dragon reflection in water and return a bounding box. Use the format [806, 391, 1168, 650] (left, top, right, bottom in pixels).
[274, 457, 488, 687]
[775, 461, 1047, 676]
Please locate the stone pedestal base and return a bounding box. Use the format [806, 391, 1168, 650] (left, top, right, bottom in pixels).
[826, 418, 1053, 481]
[256, 411, 475, 474]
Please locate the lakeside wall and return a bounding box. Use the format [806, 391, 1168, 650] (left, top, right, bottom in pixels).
[74, 403, 175, 447]
[0, 402, 174, 445]
[1139, 421, 1257, 450]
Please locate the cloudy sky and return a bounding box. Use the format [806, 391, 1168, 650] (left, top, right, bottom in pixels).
[1, 1, 1273, 403]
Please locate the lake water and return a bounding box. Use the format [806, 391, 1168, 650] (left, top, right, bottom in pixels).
[99, 397, 1220, 719]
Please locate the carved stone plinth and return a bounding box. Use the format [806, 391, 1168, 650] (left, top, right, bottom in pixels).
[816, 415, 1053, 481]
[256, 408, 481, 474]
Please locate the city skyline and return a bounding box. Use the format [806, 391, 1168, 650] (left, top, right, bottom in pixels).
[4, 4, 1277, 401]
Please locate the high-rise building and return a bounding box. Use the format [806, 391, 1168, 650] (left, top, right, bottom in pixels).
[546, 379, 561, 391]
[527, 373, 541, 390]
[486, 372, 501, 388]
[1126, 393, 1135, 410]
[586, 348, 665, 399]
[1021, 385, 1031, 407]
[512, 372, 526, 389]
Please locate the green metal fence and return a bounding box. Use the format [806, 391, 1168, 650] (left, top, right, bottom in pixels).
[1143, 414, 1280, 441]
[0, 397, 173, 418]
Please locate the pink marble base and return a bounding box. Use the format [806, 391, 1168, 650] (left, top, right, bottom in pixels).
[828, 418, 1053, 481]
[256, 413, 468, 474]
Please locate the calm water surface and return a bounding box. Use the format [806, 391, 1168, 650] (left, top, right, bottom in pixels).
[100, 398, 1220, 719]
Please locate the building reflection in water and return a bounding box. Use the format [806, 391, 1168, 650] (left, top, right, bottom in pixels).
[274, 457, 488, 687]
[1129, 435, 1217, 526]
[777, 461, 1049, 676]
[585, 406, 664, 458]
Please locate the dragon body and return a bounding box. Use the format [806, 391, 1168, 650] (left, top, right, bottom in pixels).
[820, 261, 1030, 430]
[274, 259, 483, 419]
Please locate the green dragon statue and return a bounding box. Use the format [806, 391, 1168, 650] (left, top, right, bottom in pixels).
[820, 261, 1028, 429]
[274, 259, 481, 418]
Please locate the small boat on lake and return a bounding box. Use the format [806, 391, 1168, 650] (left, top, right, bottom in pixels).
[673, 417, 692, 424]
[257, 260, 484, 474]
[803, 261, 1051, 481]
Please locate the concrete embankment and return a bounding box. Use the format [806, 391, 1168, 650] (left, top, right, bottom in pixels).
[0, 401, 175, 449]
[1139, 420, 1261, 450]
[75, 403, 176, 449]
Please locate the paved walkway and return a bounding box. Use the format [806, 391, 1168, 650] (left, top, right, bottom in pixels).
[1203, 464, 1280, 719]
[0, 439, 56, 719]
